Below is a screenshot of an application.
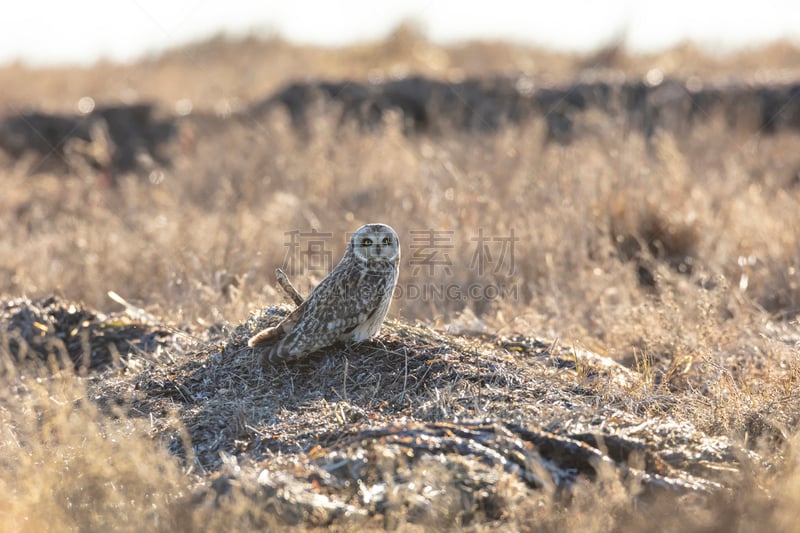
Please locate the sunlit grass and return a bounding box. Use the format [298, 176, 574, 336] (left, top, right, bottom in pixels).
[1, 31, 800, 531]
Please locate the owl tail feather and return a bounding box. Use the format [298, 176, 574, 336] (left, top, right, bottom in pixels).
[248, 326, 282, 348]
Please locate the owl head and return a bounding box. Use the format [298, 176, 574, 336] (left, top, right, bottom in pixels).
[350, 223, 400, 264]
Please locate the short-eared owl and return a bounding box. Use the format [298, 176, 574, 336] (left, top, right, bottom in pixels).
[248, 223, 400, 365]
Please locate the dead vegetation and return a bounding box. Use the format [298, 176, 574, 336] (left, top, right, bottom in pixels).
[2, 29, 800, 531]
[0, 297, 781, 530]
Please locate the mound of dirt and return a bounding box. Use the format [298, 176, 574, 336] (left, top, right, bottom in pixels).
[245, 75, 800, 141]
[0, 104, 175, 175]
[1, 296, 173, 373]
[32, 301, 754, 528]
[3, 77, 799, 177]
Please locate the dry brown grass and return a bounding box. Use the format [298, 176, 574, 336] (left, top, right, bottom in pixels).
[2, 28, 800, 531]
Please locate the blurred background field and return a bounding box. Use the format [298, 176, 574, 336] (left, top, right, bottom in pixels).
[2, 25, 800, 350]
[2, 15, 800, 532]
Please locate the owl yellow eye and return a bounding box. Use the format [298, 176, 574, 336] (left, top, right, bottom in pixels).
[362, 238, 373, 247]
[382, 237, 390, 246]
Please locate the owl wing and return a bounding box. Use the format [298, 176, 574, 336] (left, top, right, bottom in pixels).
[249, 263, 369, 364]
[275, 269, 375, 356]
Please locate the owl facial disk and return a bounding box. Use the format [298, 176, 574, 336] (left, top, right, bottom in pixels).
[352, 224, 400, 263]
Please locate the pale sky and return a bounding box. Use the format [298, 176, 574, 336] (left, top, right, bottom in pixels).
[2, 0, 799, 66]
